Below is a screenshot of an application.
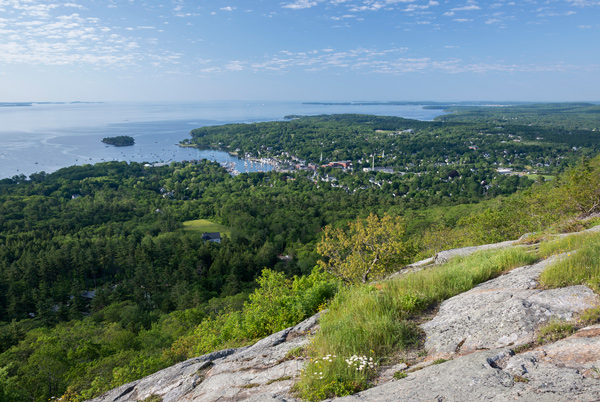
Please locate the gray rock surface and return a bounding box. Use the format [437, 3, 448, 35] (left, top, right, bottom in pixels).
[389, 239, 517, 280]
[334, 328, 600, 402]
[334, 349, 517, 402]
[504, 325, 600, 379]
[433, 240, 517, 265]
[87, 314, 322, 402]
[421, 255, 599, 359]
[86, 348, 241, 402]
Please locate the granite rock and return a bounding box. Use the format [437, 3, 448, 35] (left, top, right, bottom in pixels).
[421, 255, 599, 360]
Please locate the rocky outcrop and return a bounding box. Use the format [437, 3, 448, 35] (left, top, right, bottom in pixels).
[334, 327, 600, 402]
[505, 325, 600, 382]
[88, 314, 322, 402]
[88, 239, 600, 402]
[421, 255, 599, 360]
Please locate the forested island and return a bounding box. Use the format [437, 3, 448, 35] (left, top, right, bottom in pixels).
[1, 103, 600, 401]
[102, 135, 135, 146]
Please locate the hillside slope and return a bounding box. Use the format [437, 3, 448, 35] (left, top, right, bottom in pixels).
[88, 228, 600, 402]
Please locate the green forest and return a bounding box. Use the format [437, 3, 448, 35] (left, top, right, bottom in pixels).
[1, 103, 600, 401]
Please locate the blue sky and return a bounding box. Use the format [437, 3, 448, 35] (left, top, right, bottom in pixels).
[0, 0, 598, 102]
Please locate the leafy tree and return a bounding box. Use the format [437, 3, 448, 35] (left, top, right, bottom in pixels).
[317, 213, 409, 284]
[0, 366, 22, 401]
[561, 156, 600, 215]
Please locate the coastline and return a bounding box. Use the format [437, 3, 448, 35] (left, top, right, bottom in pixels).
[0, 101, 446, 179]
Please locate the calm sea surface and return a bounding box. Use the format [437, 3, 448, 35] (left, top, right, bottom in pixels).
[0, 101, 446, 179]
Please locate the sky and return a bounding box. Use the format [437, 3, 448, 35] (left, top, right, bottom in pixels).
[0, 0, 599, 102]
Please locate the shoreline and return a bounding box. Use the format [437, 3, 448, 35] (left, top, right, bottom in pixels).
[0, 103, 446, 179]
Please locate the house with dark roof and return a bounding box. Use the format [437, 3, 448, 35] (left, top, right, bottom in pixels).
[201, 232, 221, 244]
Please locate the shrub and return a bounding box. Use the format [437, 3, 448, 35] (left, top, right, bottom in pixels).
[167, 268, 338, 360]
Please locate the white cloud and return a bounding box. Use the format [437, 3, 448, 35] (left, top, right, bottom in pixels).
[174, 12, 200, 17]
[282, 0, 324, 9]
[331, 14, 357, 20]
[225, 61, 246, 71]
[451, 5, 480, 11]
[0, 0, 595, 84]
[404, 1, 438, 12]
[0, 1, 179, 69]
[565, 0, 600, 6]
[450, 0, 481, 12]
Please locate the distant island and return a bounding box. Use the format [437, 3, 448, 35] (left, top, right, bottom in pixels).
[0, 101, 101, 108]
[102, 135, 135, 146]
[302, 101, 528, 106]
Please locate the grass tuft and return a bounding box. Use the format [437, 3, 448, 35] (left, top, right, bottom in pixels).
[537, 321, 575, 344]
[539, 232, 600, 290]
[511, 343, 532, 354]
[240, 383, 260, 389]
[266, 376, 292, 385]
[393, 371, 407, 380]
[140, 396, 163, 402]
[285, 346, 305, 360]
[513, 375, 529, 383]
[579, 306, 600, 325]
[537, 231, 597, 259]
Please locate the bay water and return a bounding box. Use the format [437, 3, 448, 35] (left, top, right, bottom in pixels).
[0, 101, 445, 179]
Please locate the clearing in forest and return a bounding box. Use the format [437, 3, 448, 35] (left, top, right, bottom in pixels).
[183, 219, 231, 237]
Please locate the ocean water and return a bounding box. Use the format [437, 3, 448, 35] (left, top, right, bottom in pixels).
[0, 101, 446, 179]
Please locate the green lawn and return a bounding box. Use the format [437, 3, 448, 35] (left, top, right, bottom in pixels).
[183, 219, 231, 237]
[527, 174, 554, 181]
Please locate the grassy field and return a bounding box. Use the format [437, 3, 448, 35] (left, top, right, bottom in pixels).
[183, 219, 231, 237]
[527, 174, 554, 181]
